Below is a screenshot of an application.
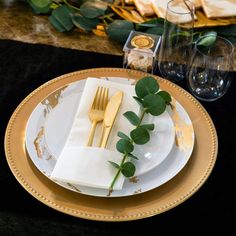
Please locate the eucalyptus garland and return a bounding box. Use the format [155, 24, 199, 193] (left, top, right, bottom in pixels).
[108, 76, 171, 193]
[25, 0, 236, 45]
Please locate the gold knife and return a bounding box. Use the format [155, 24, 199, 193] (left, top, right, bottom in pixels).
[99, 91, 123, 148]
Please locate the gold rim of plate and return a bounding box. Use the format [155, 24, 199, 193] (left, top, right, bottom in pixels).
[4, 68, 218, 222]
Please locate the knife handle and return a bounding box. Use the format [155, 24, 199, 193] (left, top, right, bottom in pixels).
[99, 126, 111, 148]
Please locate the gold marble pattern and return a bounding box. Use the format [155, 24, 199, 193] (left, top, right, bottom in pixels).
[171, 100, 194, 153]
[41, 85, 68, 117]
[31, 86, 68, 160]
[33, 85, 69, 160]
[133, 188, 142, 194]
[33, 126, 44, 159]
[33, 126, 53, 160]
[129, 176, 139, 183]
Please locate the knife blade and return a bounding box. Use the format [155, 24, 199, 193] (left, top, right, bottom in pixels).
[99, 91, 123, 148]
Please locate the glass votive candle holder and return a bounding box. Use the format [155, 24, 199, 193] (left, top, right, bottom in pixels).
[123, 30, 161, 74]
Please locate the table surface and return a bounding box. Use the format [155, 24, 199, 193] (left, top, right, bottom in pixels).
[0, 39, 236, 234]
[1, 0, 236, 72]
[0, 1, 123, 56]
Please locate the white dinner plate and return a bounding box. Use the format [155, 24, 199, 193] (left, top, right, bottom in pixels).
[25, 77, 195, 197]
[44, 77, 175, 177]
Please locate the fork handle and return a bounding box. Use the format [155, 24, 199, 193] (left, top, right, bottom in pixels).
[87, 121, 97, 146]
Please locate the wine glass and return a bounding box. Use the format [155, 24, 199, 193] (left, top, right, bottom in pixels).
[187, 36, 234, 101]
[158, 0, 195, 82]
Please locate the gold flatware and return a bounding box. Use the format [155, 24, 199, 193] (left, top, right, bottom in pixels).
[87, 86, 109, 146]
[99, 91, 123, 148]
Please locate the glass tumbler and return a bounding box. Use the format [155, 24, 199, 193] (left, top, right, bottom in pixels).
[187, 36, 234, 101]
[158, 0, 195, 82]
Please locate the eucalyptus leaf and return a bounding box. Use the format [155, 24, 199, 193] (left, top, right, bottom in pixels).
[28, 0, 52, 14]
[197, 31, 217, 47]
[30, 0, 51, 7]
[132, 96, 143, 107]
[117, 131, 130, 141]
[72, 14, 99, 31]
[49, 15, 66, 32]
[136, 18, 164, 31]
[157, 91, 172, 104]
[203, 26, 236, 43]
[108, 161, 120, 170]
[51, 5, 74, 31]
[121, 162, 135, 177]
[106, 20, 134, 44]
[123, 111, 140, 126]
[130, 127, 150, 145]
[116, 139, 134, 154]
[135, 76, 159, 99]
[80, 0, 108, 18]
[145, 27, 164, 36]
[171, 30, 192, 46]
[139, 123, 155, 131]
[128, 153, 139, 160]
[143, 94, 166, 116]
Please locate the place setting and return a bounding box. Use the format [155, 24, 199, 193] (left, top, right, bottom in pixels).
[4, 68, 218, 221]
[4, 0, 230, 222]
[25, 75, 193, 197]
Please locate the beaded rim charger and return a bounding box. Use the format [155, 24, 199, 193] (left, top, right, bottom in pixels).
[4, 68, 217, 221]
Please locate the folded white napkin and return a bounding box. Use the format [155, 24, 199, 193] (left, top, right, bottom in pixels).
[134, 0, 155, 16]
[50, 78, 138, 190]
[151, 0, 197, 23]
[201, 0, 236, 18]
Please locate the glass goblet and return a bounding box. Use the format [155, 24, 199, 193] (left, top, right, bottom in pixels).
[158, 0, 195, 82]
[187, 36, 234, 102]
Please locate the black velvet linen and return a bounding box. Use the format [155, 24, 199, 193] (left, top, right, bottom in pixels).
[0, 39, 235, 234]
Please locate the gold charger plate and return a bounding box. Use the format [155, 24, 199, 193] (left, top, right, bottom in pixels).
[4, 68, 218, 221]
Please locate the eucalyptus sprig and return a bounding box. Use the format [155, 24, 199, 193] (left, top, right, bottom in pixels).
[108, 76, 171, 193]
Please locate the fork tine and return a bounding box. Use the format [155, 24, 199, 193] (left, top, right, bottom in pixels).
[92, 87, 99, 109]
[96, 87, 102, 110]
[100, 87, 108, 111]
[98, 87, 105, 110]
[95, 87, 102, 109]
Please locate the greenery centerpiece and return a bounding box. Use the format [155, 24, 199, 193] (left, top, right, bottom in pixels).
[25, 0, 236, 45]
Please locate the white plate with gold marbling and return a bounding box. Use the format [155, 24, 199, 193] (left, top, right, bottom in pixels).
[25, 77, 194, 197]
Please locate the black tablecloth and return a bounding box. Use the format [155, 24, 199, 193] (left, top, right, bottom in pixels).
[0, 39, 235, 234]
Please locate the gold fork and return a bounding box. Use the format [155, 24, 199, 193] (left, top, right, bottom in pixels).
[87, 86, 109, 146]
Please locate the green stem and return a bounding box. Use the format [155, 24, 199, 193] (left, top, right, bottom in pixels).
[109, 108, 147, 192]
[51, 2, 60, 9]
[109, 153, 128, 191]
[63, 0, 80, 11]
[103, 19, 108, 26]
[100, 13, 115, 20]
[137, 108, 147, 126]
